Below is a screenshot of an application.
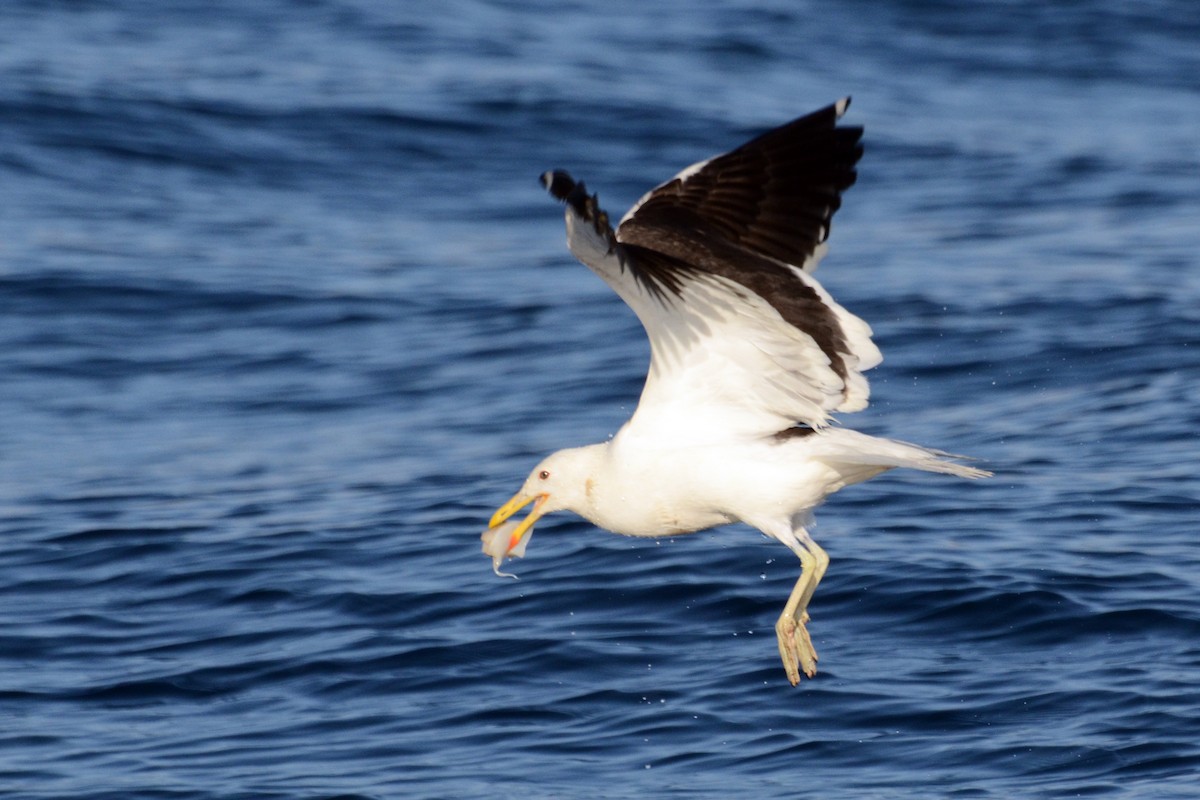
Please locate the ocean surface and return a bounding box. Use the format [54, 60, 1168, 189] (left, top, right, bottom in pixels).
[2, 1, 1198, 797]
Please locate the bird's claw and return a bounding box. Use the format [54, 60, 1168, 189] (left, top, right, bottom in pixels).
[775, 613, 819, 686]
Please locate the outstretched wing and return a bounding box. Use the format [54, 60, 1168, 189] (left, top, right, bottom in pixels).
[541, 99, 880, 443]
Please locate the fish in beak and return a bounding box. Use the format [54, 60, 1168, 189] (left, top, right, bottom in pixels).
[481, 492, 548, 578]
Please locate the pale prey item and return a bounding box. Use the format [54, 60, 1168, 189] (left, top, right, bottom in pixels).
[485, 99, 990, 685]
[480, 519, 529, 579]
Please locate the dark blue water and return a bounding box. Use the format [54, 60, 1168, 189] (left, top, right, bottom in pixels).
[2, 2, 1198, 797]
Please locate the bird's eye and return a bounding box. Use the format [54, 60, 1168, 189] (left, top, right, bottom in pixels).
[539, 470, 550, 480]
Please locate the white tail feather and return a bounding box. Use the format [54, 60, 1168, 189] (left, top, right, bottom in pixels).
[807, 428, 992, 480]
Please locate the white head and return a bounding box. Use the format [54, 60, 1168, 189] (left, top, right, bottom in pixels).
[483, 445, 604, 566]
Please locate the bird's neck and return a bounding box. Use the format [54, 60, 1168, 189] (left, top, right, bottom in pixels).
[567, 437, 702, 537]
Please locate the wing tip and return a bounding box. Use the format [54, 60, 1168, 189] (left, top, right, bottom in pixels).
[540, 169, 578, 201]
[541, 169, 620, 260]
[541, 169, 606, 229]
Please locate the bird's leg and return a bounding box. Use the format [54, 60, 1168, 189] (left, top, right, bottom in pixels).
[772, 527, 830, 686]
[775, 545, 819, 685]
[795, 530, 830, 626]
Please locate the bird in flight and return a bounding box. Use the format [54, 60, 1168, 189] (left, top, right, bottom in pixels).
[482, 98, 990, 685]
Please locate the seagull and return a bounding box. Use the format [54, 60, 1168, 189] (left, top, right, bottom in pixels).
[482, 98, 990, 685]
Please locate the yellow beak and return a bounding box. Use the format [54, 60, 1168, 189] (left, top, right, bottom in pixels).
[488, 492, 549, 553]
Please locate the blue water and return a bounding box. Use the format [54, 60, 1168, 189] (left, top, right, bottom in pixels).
[2, 1, 1198, 797]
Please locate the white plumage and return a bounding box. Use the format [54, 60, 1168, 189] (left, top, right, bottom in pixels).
[482, 98, 989, 685]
